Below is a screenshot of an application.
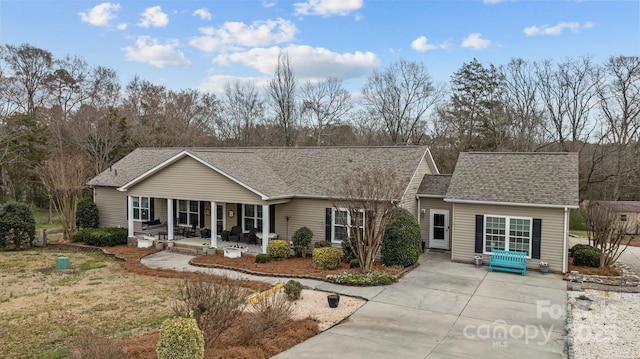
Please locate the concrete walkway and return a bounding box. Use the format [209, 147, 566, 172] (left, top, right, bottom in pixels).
[142, 251, 567, 359]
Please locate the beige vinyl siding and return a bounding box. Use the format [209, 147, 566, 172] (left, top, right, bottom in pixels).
[94, 186, 127, 228]
[619, 211, 640, 235]
[418, 197, 453, 249]
[127, 156, 262, 203]
[451, 203, 566, 272]
[274, 199, 330, 244]
[400, 157, 434, 216]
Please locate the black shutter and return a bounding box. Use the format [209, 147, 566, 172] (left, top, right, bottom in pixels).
[126, 196, 129, 220]
[475, 215, 484, 254]
[237, 203, 242, 227]
[269, 205, 275, 233]
[325, 208, 332, 241]
[173, 199, 177, 224]
[150, 198, 155, 220]
[199, 201, 205, 228]
[531, 218, 542, 259]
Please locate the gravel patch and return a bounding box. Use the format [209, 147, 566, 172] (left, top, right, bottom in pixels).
[570, 289, 640, 359]
[290, 289, 366, 331]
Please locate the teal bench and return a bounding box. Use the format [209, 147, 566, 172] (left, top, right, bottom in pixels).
[488, 249, 527, 276]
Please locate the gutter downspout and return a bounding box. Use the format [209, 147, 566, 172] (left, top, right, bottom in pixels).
[563, 207, 568, 273]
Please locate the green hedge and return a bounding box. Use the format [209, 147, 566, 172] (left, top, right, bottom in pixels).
[314, 240, 331, 248]
[381, 207, 422, 267]
[255, 253, 271, 263]
[327, 271, 396, 286]
[570, 243, 593, 256]
[72, 227, 128, 247]
[267, 240, 290, 260]
[312, 247, 341, 270]
[573, 246, 601, 268]
[156, 317, 204, 359]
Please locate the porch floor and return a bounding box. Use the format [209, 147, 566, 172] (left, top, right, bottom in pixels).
[170, 236, 263, 254]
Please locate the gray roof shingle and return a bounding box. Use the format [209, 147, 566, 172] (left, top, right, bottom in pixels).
[596, 201, 640, 212]
[417, 175, 452, 197]
[445, 152, 579, 207]
[88, 146, 432, 200]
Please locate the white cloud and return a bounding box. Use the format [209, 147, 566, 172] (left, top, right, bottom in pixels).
[524, 21, 594, 36]
[411, 36, 450, 52]
[213, 45, 379, 80]
[198, 75, 269, 94]
[193, 8, 212, 20]
[117, 23, 128, 30]
[262, 1, 277, 8]
[124, 36, 191, 68]
[483, 0, 505, 4]
[79, 3, 121, 27]
[138, 6, 169, 28]
[461, 33, 492, 49]
[189, 19, 297, 52]
[294, 0, 363, 16]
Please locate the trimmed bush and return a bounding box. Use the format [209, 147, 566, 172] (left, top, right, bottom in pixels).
[255, 253, 271, 263]
[72, 227, 127, 246]
[327, 271, 396, 286]
[284, 280, 303, 301]
[292, 226, 313, 257]
[0, 202, 36, 249]
[76, 197, 99, 229]
[312, 247, 341, 270]
[349, 258, 360, 268]
[268, 240, 290, 260]
[341, 237, 357, 261]
[156, 317, 204, 359]
[570, 243, 593, 256]
[573, 247, 601, 268]
[381, 207, 422, 267]
[314, 240, 331, 248]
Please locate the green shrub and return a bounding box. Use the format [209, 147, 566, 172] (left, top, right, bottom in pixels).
[381, 207, 422, 267]
[570, 243, 593, 256]
[267, 240, 290, 260]
[573, 247, 601, 268]
[156, 317, 204, 359]
[327, 271, 396, 286]
[341, 237, 358, 261]
[291, 226, 313, 257]
[255, 253, 271, 263]
[72, 227, 127, 246]
[76, 197, 99, 229]
[349, 258, 360, 268]
[0, 201, 36, 249]
[312, 247, 341, 270]
[314, 240, 331, 248]
[284, 280, 303, 301]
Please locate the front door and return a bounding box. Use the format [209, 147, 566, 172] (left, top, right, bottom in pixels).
[429, 209, 449, 249]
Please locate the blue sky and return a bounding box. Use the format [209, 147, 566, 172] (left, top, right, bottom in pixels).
[2, 0, 639, 94]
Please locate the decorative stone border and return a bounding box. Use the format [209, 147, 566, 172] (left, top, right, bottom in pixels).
[563, 262, 640, 290]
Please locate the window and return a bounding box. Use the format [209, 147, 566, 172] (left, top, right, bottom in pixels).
[216, 204, 224, 233]
[132, 196, 150, 221]
[243, 204, 263, 231]
[621, 214, 628, 222]
[484, 216, 532, 256]
[178, 200, 199, 226]
[332, 208, 364, 243]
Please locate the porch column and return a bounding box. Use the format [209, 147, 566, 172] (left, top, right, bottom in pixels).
[167, 198, 174, 240]
[211, 201, 217, 248]
[127, 196, 134, 237]
[262, 204, 269, 254]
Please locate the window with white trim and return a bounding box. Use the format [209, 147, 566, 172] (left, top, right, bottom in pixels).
[132, 196, 150, 221]
[243, 204, 263, 231]
[484, 216, 532, 256]
[216, 204, 225, 233]
[332, 208, 364, 243]
[621, 214, 628, 222]
[178, 200, 199, 226]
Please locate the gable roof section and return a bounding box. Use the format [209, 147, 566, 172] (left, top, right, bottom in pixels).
[417, 175, 452, 198]
[445, 152, 579, 208]
[596, 201, 640, 213]
[88, 146, 433, 201]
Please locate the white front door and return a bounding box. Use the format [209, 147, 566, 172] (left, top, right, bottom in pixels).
[429, 209, 449, 249]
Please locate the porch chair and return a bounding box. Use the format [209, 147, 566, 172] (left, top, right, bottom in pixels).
[246, 228, 258, 245]
[229, 226, 243, 242]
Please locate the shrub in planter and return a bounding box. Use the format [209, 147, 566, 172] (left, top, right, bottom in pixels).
[291, 226, 313, 257]
[255, 253, 271, 263]
[349, 258, 360, 268]
[573, 247, 601, 268]
[312, 247, 341, 270]
[156, 317, 204, 359]
[284, 280, 303, 301]
[268, 240, 290, 260]
[570, 243, 594, 256]
[341, 237, 358, 261]
[381, 207, 422, 267]
[76, 197, 99, 229]
[314, 240, 331, 248]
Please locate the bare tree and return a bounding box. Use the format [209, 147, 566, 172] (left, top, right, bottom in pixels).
[362, 59, 443, 145]
[585, 201, 632, 267]
[221, 80, 265, 146]
[329, 167, 405, 272]
[266, 51, 298, 147]
[300, 77, 351, 145]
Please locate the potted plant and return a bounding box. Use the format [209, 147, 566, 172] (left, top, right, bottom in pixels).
[221, 230, 230, 241]
[202, 242, 209, 253]
[473, 255, 483, 268]
[154, 239, 164, 250]
[200, 227, 211, 239]
[539, 261, 549, 274]
[570, 278, 583, 291]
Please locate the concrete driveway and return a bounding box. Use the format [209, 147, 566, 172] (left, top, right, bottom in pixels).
[273, 252, 567, 359]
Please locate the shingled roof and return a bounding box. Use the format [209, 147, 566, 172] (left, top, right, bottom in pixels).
[445, 152, 579, 208]
[88, 146, 435, 200]
[417, 174, 452, 197]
